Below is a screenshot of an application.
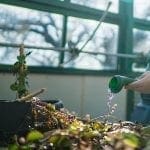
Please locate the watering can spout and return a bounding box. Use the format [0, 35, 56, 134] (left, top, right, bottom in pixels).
[109, 75, 136, 93]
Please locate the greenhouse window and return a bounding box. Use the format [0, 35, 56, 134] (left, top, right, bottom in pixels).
[0, 2, 120, 72]
[134, 0, 150, 21]
[0, 4, 63, 66]
[63, 17, 118, 70]
[132, 28, 150, 72]
[71, 0, 119, 13]
[0, 0, 137, 75]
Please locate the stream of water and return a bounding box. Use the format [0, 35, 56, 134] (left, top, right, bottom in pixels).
[92, 89, 118, 121]
[107, 89, 117, 117]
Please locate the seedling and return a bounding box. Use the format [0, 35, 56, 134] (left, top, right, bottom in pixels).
[10, 45, 31, 98]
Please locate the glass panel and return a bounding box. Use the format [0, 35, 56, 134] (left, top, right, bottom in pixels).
[134, 0, 150, 20]
[63, 17, 118, 70]
[0, 4, 63, 66]
[71, 0, 118, 13]
[0, 47, 59, 66]
[132, 28, 150, 72]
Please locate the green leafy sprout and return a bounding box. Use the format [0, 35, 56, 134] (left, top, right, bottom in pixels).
[10, 45, 31, 98]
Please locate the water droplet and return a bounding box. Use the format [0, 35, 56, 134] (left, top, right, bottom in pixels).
[106, 88, 117, 119]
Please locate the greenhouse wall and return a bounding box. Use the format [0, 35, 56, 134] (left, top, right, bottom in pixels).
[0, 73, 126, 120]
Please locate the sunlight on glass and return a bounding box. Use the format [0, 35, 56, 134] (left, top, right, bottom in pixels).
[65, 17, 118, 70]
[133, 29, 150, 53]
[71, 0, 118, 13]
[132, 29, 150, 72]
[0, 47, 59, 66]
[0, 4, 62, 66]
[27, 49, 59, 66]
[134, 0, 150, 20]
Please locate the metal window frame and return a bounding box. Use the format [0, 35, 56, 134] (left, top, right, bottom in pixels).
[0, 0, 149, 76]
[0, 0, 119, 75]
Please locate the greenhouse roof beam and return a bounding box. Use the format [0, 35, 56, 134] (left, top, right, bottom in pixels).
[0, 0, 119, 25]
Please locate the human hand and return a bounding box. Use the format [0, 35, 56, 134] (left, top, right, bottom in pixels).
[125, 71, 150, 93]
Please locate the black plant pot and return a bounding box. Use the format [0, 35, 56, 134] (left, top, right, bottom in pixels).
[0, 101, 33, 145]
[0, 99, 64, 145]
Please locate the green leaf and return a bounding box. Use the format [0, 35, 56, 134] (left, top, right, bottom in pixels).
[17, 55, 25, 63]
[123, 133, 140, 148]
[10, 83, 18, 91]
[81, 130, 99, 138]
[12, 62, 19, 72]
[141, 126, 150, 136]
[49, 134, 71, 148]
[91, 121, 105, 132]
[26, 130, 44, 142]
[49, 134, 61, 145]
[8, 144, 19, 150]
[26, 51, 32, 56]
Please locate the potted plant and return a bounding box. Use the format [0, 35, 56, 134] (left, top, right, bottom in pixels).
[0, 45, 63, 145]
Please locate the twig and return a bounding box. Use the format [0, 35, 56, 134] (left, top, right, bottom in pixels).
[18, 88, 46, 101]
[79, 1, 112, 51]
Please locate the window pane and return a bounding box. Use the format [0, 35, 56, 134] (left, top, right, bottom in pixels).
[134, 0, 150, 20]
[132, 29, 150, 72]
[0, 4, 63, 66]
[0, 47, 59, 66]
[71, 0, 118, 13]
[64, 17, 118, 70]
[133, 29, 150, 53]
